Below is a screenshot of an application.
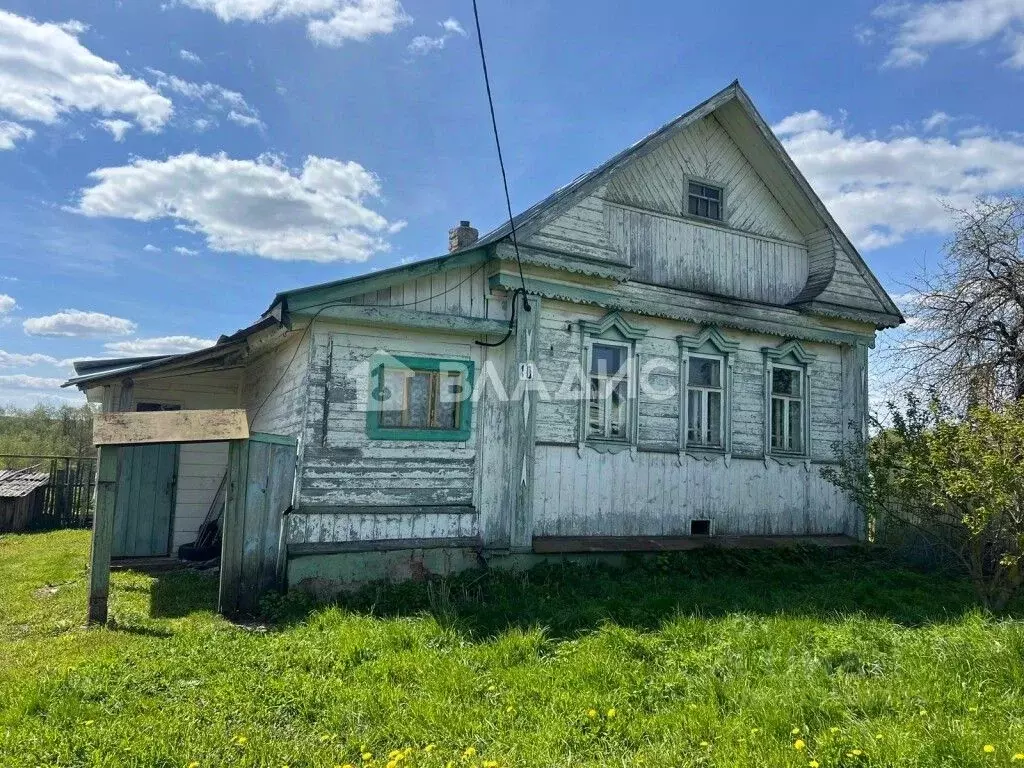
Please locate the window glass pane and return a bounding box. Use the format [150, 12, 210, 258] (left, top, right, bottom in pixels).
[771, 397, 786, 449]
[687, 389, 703, 442]
[707, 390, 722, 445]
[378, 370, 406, 427]
[406, 372, 432, 428]
[688, 196, 698, 216]
[772, 367, 799, 396]
[709, 201, 720, 220]
[435, 372, 461, 429]
[688, 357, 721, 387]
[698, 198, 709, 218]
[591, 344, 625, 376]
[609, 380, 627, 437]
[705, 186, 721, 201]
[588, 378, 604, 436]
[788, 401, 803, 452]
[688, 182, 701, 195]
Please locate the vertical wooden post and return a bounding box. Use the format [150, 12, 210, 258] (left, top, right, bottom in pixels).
[509, 294, 541, 551]
[87, 446, 119, 625]
[218, 438, 248, 617]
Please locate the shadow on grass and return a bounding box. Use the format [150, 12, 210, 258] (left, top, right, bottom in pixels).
[262, 546, 1024, 639]
[130, 547, 1022, 638]
[146, 570, 219, 619]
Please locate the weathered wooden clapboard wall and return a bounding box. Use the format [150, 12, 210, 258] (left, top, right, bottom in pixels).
[530, 299, 861, 538]
[284, 321, 489, 547]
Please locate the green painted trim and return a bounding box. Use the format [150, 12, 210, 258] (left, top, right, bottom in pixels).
[762, 338, 817, 364]
[294, 304, 509, 336]
[365, 355, 475, 442]
[249, 432, 299, 447]
[275, 248, 491, 314]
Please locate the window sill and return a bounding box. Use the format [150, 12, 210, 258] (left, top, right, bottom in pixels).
[367, 428, 471, 442]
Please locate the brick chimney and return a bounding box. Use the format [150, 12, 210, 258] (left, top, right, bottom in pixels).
[448, 220, 479, 253]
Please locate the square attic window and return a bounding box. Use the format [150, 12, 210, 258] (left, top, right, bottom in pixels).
[687, 181, 723, 222]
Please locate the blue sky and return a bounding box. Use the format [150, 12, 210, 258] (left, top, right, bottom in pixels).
[1, 0, 1024, 407]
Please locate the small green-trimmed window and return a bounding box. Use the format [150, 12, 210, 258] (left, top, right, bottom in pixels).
[366, 356, 474, 441]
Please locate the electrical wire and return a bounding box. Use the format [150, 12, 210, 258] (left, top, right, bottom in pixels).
[471, 0, 530, 313]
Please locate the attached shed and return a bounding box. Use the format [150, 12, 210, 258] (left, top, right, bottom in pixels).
[0, 469, 49, 532]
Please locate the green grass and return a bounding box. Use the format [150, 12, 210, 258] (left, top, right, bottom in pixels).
[2, 531, 1024, 767]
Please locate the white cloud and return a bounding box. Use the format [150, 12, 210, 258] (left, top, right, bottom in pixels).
[922, 111, 952, 132]
[23, 309, 136, 338]
[173, 245, 199, 255]
[775, 109, 1024, 250]
[104, 335, 215, 356]
[180, 48, 203, 64]
[143, 243, 161, 252]
[868, 0, 1024, 68]
[0, 10, 172, 144]
[0, 121, 33, 150]
[0, 374, 66, 390]
[0, 294, 14, 314]
[97, 118, 133, 141]
[146, 68, 263, 130]
[0, 350, 60, 367]
[75, 152, 402, 262]
[407, 16, 466, 55]
[181, 0, 411, 46]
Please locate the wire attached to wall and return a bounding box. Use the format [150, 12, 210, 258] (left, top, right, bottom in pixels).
[471, 0, 530, 326]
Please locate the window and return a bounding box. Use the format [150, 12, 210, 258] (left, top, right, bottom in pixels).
[686, 355, 723, 447]
[366, 356, 474, 441]
[687, 181, 723, 221]
[587, 342, 631, 441]
[770, 364, 804, 453]
[690, 519, 712, 536]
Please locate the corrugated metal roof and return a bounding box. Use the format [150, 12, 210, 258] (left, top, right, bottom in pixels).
[0, 469, 49, 498]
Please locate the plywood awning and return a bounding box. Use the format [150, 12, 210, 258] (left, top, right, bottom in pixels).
[93, 409, 250, 446]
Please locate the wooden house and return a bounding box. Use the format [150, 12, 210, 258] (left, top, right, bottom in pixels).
[67, 82, 902, 597]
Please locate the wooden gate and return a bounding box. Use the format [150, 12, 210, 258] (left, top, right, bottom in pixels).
[219, 433, 298, 616]
[112, 444, 178, 557]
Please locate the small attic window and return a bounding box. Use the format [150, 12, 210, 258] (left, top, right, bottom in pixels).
[687, 181, 723, 222]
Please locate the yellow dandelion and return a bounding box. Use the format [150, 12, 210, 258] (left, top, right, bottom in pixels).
[389, 751, 401, 760]
[852, 749, 863, 756]
[587, 709, 598, 719]
[984, 745, 995, 753]
[424, 744, 436, 753]
[699, 741, 709, 747]
[463, 747, 477, 758]
[234, 736, 248, 746]
[794, 739, 806, 751]
[1012, 754, 1024, 761]
[188, 763, 200, 768]
[919, 709, 928, 716]
[483, 762, 499, 768]
[387, 761, 397, 768]
[340, 765, 355, 768]
[607, 708, 617, 718]
[362, 753, 373, 762]
[809, 762, 820, 768]
[792, 727, 801, 735]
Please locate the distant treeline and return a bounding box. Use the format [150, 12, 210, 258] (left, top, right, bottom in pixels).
[0, 403, 95, 458]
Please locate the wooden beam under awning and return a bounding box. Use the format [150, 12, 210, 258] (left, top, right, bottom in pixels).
[93, 409, 249, 446]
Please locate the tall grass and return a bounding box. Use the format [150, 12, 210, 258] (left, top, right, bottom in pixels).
[2, 531, 1023, 766]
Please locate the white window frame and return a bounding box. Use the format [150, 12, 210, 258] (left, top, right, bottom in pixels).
[576, 312, 648, 453]
[685, 353, 725, 448]
[768, 363, 806, 455]
[677, 327, 738, 460]
[684, 176, 727, 224]
[585, 337, 634, 443]
[762, 339, 817, 460]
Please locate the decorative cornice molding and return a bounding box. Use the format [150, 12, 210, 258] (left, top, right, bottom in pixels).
[677, 326, 740, 354]
[578, 310, 648, 341]
[762, 338, 818, 364]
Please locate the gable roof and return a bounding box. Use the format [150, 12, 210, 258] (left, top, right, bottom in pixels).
[461, 80, 901, 325]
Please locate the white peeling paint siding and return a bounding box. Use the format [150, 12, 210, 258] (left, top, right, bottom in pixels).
[242, 331, 310, 437]
[286, 321, 484, 545]
[128, 369, 242, 550]
[530, 299, 857, 538]
[341, 264, 498, 318]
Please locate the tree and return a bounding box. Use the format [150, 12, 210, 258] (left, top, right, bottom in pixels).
[890, 196, 1024, 409]
[823, 394, 1024, 612]
[0, 403, 95, 459]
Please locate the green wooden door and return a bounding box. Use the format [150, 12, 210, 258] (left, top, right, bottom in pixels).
[111, 444, 179, 558]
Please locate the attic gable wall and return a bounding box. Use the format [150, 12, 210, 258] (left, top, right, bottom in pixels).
[604, 114, 804, 242]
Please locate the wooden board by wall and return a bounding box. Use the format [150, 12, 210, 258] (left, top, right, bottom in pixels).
[93, 409, 249, 446]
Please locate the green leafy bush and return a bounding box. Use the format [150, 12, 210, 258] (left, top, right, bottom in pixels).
[824, 394, 1024, 612]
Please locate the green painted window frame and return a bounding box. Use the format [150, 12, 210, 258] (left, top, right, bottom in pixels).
[366, 355, 475, 442]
